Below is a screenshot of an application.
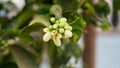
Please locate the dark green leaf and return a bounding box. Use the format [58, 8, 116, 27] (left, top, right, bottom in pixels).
[0, 62, 18, 68]
[17, 4, 35, 29]
[70, 17, 86, 43]
[94, 0, 110, 16]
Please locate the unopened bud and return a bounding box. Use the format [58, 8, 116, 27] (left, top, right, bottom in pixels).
[53, 36, 61, 46]
[64, 30, 73, 38]
[60, 18, 67, 23]
[57, 33, 62, 38]
[43, 32, 51, 42]
[7, 39, 15, 45]
[53, 24, 58, 29]
[50, 17, 55, 23]
[43, 28, 49, 32]
[59, 28, 64, 33]
[59, 22, 66, 27]
[51, 30, 58, 36]
[49, 25, 53, 30]
[55, 20, 60, 24]
[64, 25, 72, 30]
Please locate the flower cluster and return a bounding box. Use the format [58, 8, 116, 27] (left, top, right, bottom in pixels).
[43, 17, 73, 46]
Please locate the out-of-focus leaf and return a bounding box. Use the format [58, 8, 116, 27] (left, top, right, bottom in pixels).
[70, 17, 86, 43]
[11, 45, 38, 68]
[53, 0, 78, 10]
[0, 62, 18, 68]
[101, 22, 111, 31]
[84, 2, 95, 15]
[113, 0, 120, 13]
[29, 15, 50, 27]
[65, 43, 82, 60]
[50, 4, 62, 18]
[63, 10, 79, 23]
[94, 0, 110, 16]
[0, 17, 9, 29]
[19, 23, 46, 45]
[39, 5, 51, 14]
[17, 4, 35, 29]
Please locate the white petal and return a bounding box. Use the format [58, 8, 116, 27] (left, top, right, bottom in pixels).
[60, 18, 67, 23]
[43, 32, 51, 42]
[57, 33, 62, 38]
[64, 25, 72, 30]
[53, 37, 61, 46]
[43, 28, 49, 32]
[64, 30, 73, 38]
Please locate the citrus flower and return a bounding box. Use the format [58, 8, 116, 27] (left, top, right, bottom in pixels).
[43, 17, 73, 46]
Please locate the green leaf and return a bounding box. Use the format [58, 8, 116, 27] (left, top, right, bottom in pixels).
[65, 43, 82, 60]
[38, 5, 51, 14]
[29, 15, 50, 27]
[19, 22, 46, 45]
[11, 45, 38, 68]
[17, 4, 35, 29]
[94, 0, 110, 16]
[84, 2, 95, 15]
[50, 4, 62, 18]
[101, 22, 111, 31]
[70, 17, 86, 43]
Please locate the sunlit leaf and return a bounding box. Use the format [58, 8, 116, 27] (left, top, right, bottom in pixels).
[50, 4, 62, 18]
[29, 15, 50, 27]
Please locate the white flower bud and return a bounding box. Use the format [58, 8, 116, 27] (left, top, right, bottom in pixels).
[64, 30, 73, 38]
[49, 25, 53, 30]
[51, 30, 58, 36]
[53, 24, 58, 29]
[59, 28, 64, 33]
[43, 28, 49, 32]
[64, 25, 72, 30]
[7, 39, 15, 45]
[57, 33, 62, 38]
[59, 22, 66, 27]
[60, 18, 67, 23]
[53, 36, 61, 46]
[50, 17, 55, 22]
[55, 20, 60, 24]
[43, 32, 51, 42]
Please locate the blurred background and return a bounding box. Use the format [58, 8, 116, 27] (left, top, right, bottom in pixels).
[0, 0, 120, 68]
